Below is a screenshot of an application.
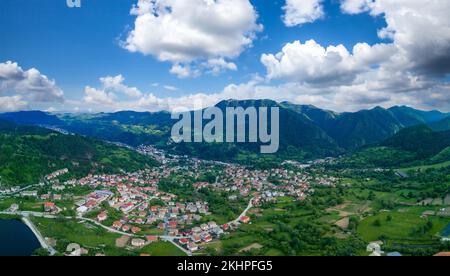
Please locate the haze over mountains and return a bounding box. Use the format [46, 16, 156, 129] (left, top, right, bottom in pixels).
[1, 100, 449, 162]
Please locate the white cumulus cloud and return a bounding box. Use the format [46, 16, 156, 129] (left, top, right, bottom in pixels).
[83, 86, 116, 106]
[282, 0, 324, 27]
[258, 1, 450, 112]
[0, 61, 64, 103]
[123, 0, 262, 77]
[0, 96, 29, 112]
[339, 0, 450, 75]
[340, 0, 372, 14]
[100, 75, 143, 98]
[261, 39, 396, 84]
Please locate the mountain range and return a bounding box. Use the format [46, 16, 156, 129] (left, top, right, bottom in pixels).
[1, 100, 449, 162]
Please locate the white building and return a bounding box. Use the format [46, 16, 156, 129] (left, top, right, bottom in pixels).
[76, 206, 88, 214]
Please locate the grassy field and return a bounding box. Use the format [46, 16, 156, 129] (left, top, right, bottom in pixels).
[264, 248, 284, 256]
[140, 228, 165, 235]
[139, 241, 186, 256]
[357, 206, 450, 245]
[32, 217, 122, 255]
[398, 160, 450, 172]
[0, 198, 16, 211]
[0, 197, 51, 212]
[202, 195, 353, 256]
[32, 216, 186, 256]
[0, 213, 21, 220]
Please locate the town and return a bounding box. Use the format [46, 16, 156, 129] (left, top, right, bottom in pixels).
[0, 145, 338, 256]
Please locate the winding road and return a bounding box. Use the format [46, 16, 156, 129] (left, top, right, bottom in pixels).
[228, 197, 254, 225]
[1, 196, 255, 256]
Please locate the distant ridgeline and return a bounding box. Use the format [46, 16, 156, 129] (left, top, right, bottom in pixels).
[0, 119, 157, 187]
[1, 100, 449, 165]
[338, 125, 450, 168]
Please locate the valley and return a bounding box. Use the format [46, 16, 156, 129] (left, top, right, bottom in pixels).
[1, 102, 450, 256]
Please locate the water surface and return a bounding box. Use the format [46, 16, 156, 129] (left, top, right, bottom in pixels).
[0, 219, 41, 256]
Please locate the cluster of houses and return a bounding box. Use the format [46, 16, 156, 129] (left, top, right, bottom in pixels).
[175, 214, 253, 253]
[0, 186, 21, 195]
[107, 199, 210, 236]
[60, 162, 260, 252]
[177, 221, 222, 252]
[190, 164, 316, 204]
[45, 168, 69, 181]
[1, 145, 341, 255]
[114, 234, 160, 251]
[75, 190, 114, 214]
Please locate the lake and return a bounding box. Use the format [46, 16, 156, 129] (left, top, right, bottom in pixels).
[0, 219, 41, 256]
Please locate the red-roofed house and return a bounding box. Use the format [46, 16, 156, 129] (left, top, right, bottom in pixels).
[240, 216, 250, 224]
[44, 202, 56, 212]
[179, 238, 189, 245]
[188, 243, 199, 252]
[131, 227, 141, 234]
[97, 212, 108, 222]
[434, 252, 450, 256]
[146, 236, 158, 243]
[191, 234, 201, 243]
[222, 224, 230, 231]
[202, 234, 212, 243]
[112, 221, 123, 230]
[168, 220, 178, 229]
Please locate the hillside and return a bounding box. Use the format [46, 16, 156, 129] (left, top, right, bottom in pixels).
[341, 125, 450, 168]
[0, 120, 158, 186]
[166, 100, 343, 162]
[388, 106, 449, 126]
[431, 147, 450, 163]
[325, 107, 403, 149]
[280, 103, 449, 150]
[381, 125, 450, 159]
[0, 111, 63, 126]
[0, 101, 448, 162]
[428, 116, 450, 131]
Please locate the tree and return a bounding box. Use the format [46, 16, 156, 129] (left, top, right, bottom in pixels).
[373, 219, 381, 227]
[426, 220, 433, 231]
[33, 248, 50, 256]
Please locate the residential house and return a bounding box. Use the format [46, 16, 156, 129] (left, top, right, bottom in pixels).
[188, 243, 199, 252]
[97, 212, 108, 222]
[44, 202, 56, 213]
[239, 216, 251, 224]
[131, 238, 146, 248]
[146, 236, 158, 243]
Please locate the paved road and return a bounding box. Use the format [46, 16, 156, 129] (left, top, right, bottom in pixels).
[1, 210, 191, 255]
[77, 216, 137, 237]
[228, 197, 254, 225]
[167, 239, 192, 256]
[21, 215, 57, 256]
[79, 216, 192, 255]
[0, 210, 65, 219]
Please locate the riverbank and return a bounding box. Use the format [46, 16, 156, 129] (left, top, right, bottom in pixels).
[0, 213, 21, 220]
[21, 216, 57, 255]
[0, 211, 56, 256]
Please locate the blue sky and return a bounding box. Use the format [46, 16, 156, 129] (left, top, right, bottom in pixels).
[0, 0, 449, 112]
